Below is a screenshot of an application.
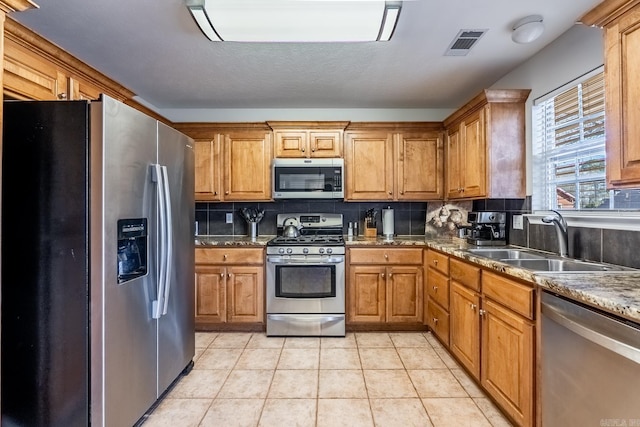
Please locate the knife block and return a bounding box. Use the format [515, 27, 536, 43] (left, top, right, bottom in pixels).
[364, 226, 377, 237]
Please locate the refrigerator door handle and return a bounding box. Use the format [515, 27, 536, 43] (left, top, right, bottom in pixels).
[160, 165, 173, 316]
[152, 164, 168, 319]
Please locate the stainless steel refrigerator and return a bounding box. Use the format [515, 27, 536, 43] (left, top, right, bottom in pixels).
[1, 95, 195, 427]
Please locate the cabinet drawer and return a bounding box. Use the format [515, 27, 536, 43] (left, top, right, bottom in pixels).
[195, 247, 264, 265]
[350, 248, 423, 265]
[450, 258, 481, 291]
[483, 271, 534, 320]
[425, 249, 449, 275]
[427, 268, 449, 309]
[426, 300, 449, 346]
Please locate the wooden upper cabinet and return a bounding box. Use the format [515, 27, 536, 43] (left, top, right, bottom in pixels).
[396, 132, 444, 200]
[444, 89, 530, 200]
[269, 121, 348, 158]
[175, 124, 273, 201]
[194, 138, 222, 201]
[223, 130, 272, 200]
[344, 131, 395, 200]
[3, 39, 66, 100]
[345, 123, 444, 201]
[582, 1, 640, 188]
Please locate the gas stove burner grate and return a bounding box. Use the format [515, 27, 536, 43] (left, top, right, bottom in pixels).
[268, 235, 345, 246]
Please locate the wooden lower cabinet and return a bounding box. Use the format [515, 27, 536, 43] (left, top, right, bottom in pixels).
[449, 281, 481, 379]
[195, 248, 264, 329]
[426, 254, 535, 427]
[424, 249, 451, 345]
[348, 248, 423, 325]
[481, 299, 534, 427]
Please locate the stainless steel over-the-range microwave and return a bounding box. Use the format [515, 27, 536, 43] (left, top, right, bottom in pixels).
[272, 158, 344, 199]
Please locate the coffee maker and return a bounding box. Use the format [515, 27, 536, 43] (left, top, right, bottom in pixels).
[465, 211, 507, 246]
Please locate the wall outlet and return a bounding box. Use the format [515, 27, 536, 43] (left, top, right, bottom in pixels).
[513, 214, 524, 230]
[226, 212, 233, 224]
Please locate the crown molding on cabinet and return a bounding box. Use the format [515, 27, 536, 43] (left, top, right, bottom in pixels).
[580, 0, 640, 27]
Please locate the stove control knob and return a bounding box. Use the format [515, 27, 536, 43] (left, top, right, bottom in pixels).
[303, 248, 309, 254]
[286, 248, 293, 254]
[326, 248, 333, 254]
[318, 248, 325, 254]
[278, 248, 285, 254]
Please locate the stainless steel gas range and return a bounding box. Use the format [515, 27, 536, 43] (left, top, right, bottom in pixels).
[266, 213, 346, 337]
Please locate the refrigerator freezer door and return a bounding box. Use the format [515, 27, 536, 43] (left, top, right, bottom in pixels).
[2, 101, 91, 427]
[90, 96, 159, 427]
[156, 122, 195, 395]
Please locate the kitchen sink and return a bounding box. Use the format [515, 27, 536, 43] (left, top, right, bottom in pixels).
[500, 258, 635, 272]
[466, 248, 547, 260]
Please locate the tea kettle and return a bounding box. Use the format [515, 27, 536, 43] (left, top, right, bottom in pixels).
[282, 217, 300, 238]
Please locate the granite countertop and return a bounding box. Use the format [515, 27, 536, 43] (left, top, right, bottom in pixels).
[424, 237, 640, 324]
[195, 235, 274, 247]
[194, 234, 640, 323]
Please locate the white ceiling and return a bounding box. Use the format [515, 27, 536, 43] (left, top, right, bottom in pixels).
[11, 0, 603, 115]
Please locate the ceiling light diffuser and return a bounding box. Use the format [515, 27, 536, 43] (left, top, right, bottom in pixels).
[511, 15, 544, 44]
[186, 0, 402, 42]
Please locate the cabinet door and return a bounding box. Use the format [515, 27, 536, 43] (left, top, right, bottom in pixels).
[194, 138, 222, 201]
[481, 299, 534, 427]
[604, 8, 640, 188]
[195, 266, 226, 324]
[68, 76, 102, 101]
[427, 267, 449, 309]
[386, 266, 423, 323]
[348, 265, 386, 323]
[446, 126, 464, 199]
[223, 131, 272, 200]
[227, 266, 264, 323]
[274, 131, 308, 158]
[396, 132, 443, 200]
[344, 132, 394, 200]
[426, 299, 450, 346]
[310, 131, 342, 157]
[450, 281, 481, 379]
[460, 108, 487, 198]
[3, 40, 66, 100]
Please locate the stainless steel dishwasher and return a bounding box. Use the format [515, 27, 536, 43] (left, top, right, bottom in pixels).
[541, 291, 640, 425]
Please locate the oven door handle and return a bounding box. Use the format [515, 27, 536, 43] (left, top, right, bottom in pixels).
[267, 256, 344, 264]
[268, 314, 344, 322]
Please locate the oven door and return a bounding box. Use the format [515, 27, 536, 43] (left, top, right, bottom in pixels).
[266, 254, 345, 314]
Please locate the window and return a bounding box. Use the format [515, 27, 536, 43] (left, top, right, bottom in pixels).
[532, 69, 640, 210]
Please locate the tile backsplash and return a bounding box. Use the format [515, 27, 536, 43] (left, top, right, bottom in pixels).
[195, 200, 429, 237]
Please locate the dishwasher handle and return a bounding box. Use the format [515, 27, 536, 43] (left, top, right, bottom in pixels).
[541, 292, 640, 364]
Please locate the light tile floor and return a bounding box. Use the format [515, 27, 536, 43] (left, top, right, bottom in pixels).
[142, 331, 513, 427]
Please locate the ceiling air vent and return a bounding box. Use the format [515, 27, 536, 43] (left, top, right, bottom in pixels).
[445, 29, 488, 56]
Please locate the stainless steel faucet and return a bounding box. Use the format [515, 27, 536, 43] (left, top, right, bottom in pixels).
[542, 210, 569, 257]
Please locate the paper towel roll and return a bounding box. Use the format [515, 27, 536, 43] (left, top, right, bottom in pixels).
[382, 207, 394, 238]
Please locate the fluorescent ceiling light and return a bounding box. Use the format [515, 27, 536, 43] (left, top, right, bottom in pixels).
[186, 0, 402, 42]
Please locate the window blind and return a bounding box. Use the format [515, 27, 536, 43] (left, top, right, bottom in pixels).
[532, 71, 607, 210]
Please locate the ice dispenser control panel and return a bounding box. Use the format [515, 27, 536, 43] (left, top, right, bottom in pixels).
[117, 218, 148, 284]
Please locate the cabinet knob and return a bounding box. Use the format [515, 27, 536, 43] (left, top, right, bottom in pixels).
[214, 191, 218, 195]
[389, 273, 393, 278]
[388, 191, 392, 195]
[223, 254, 228, 260]
[220, 273, 224, 278]
[381, 273, 385, 278]
[479, 309, 486, 317]
[301, 148, 305, 153]
[311, 148, 315, 152]
[433, 286, 438, 292]
[433, 317, 439, 324]
[470, 303, 477, 310]
[57, 93, 67, 100]
[227, 273, 232, 278]
[225, 191, 229, 195]
[433, 260, 438, 265]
